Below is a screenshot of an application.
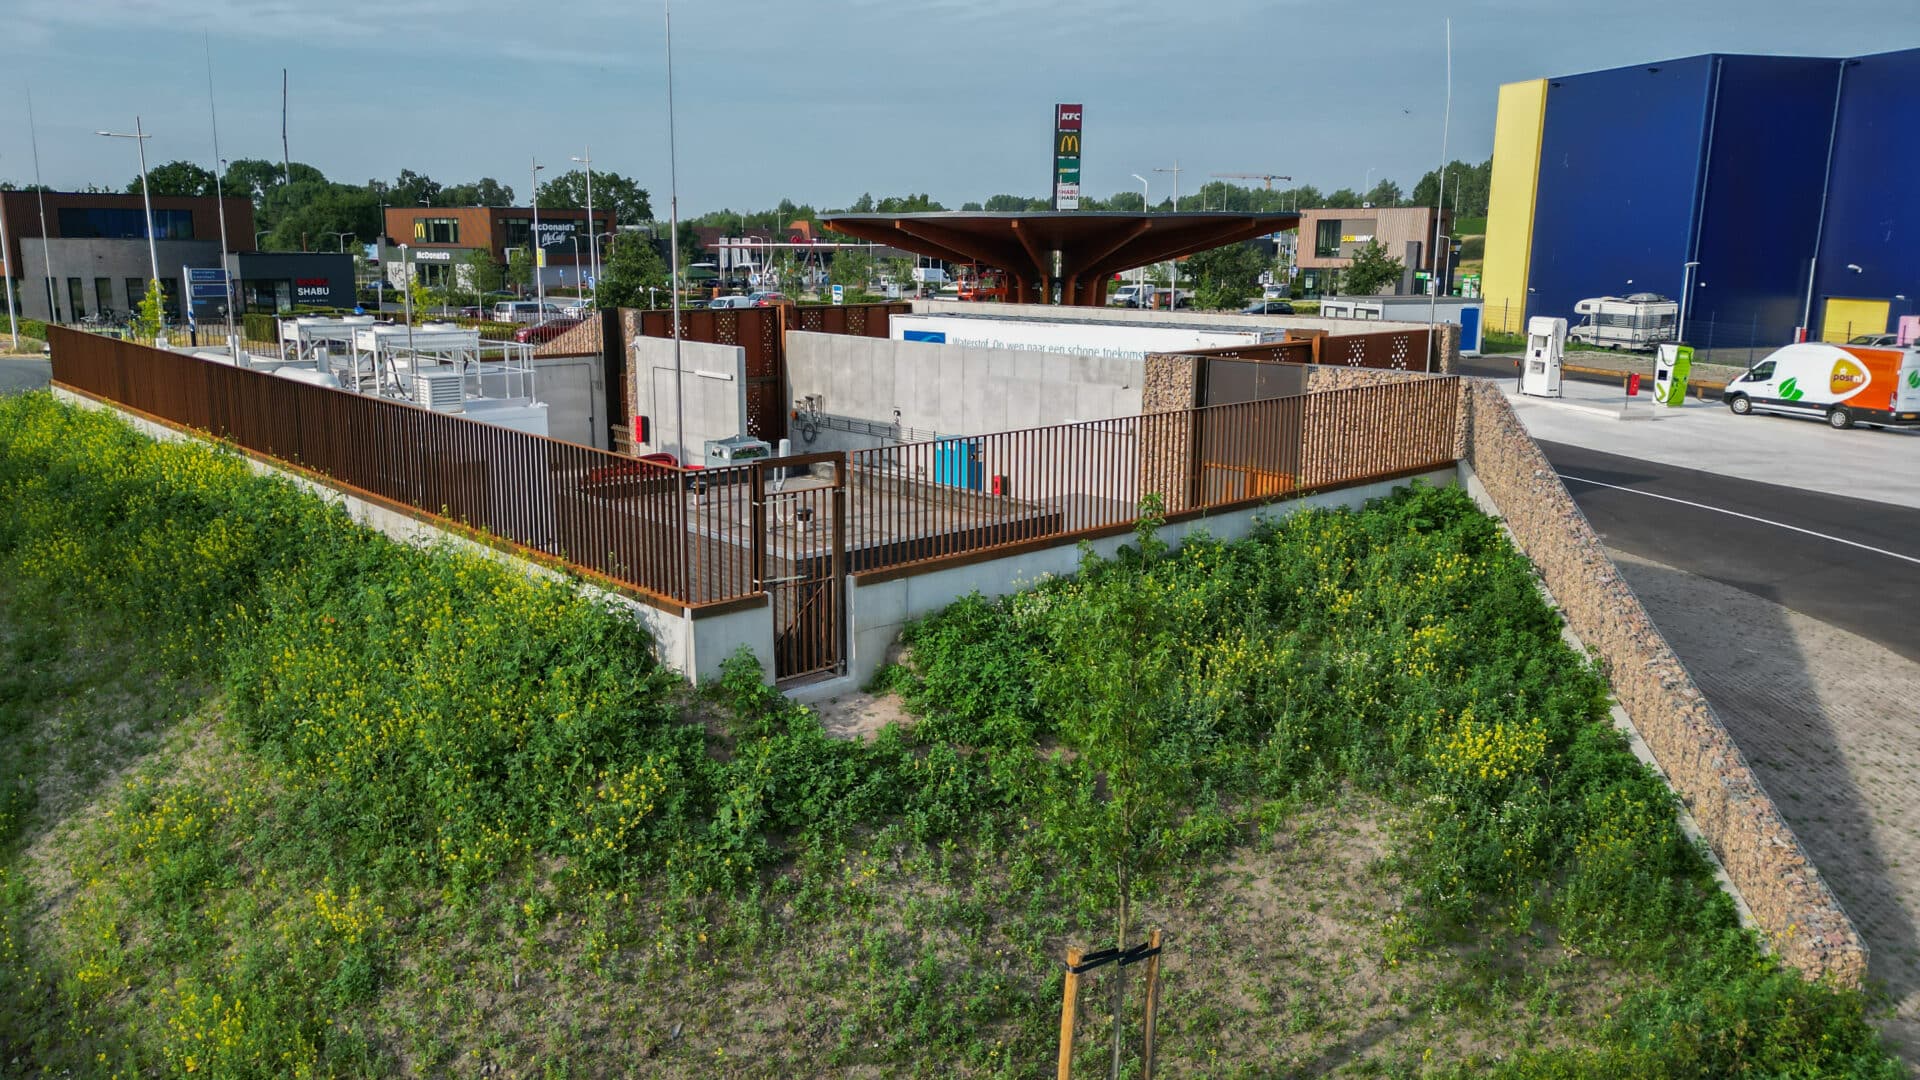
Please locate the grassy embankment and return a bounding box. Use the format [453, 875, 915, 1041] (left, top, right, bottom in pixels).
[0, 391, 1898, 1077]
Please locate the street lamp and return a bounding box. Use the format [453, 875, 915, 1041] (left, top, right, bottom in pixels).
[0, 155, 16, 348]
[98, 119, 164, 329]
[1130, 173, 1150, 301]
[664, 0, 685, 461]
[530, 157, 547, 313]
[1678, 260, 1701, 344]
[324, 231, 355, 253]
[571, 146, 599, 310]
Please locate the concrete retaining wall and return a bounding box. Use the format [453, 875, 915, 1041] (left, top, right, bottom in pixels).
[1458, 379, 1868, 985]
[785, 331, 1140, 450]
[631, 337, 748, 463]
[51, 386, 771, 683]
[843, 467, 1457, 688]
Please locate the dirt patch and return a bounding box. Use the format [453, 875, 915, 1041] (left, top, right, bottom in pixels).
[1612, 550, 1920, 1065]
[807, 690, 914, 742]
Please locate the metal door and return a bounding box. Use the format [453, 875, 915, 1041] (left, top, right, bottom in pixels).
[753, 452, 846, 683]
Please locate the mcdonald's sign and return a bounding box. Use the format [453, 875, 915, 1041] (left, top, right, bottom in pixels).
[1053, 103, 1083, 211]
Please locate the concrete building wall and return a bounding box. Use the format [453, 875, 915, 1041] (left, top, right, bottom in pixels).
[785, 331, 1140, 452]
[631, 336, 748, 462]
[17, 239, 223, 320]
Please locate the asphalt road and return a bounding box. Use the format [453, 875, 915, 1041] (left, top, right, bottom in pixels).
[1539, 439, 1920, 663]
[0, 355, 51, 395]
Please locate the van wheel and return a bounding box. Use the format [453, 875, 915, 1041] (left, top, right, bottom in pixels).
[1827, 406, 1853, 430]
[1727, 394, 1752, 415]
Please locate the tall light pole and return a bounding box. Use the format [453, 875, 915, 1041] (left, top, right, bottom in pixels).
[571, 146, 599, 310]
[1, 168, 17, 348]
[27, 88, 57, 323]
[98, 119, 164, 328]
[323, 231, 355, 253]
[1679, 260, 1701, 343]
[204, 34, 235, 338]
[1130, 174, 1150, 301]
[530, 157, 547, 312]
[665, 0, 685, 462]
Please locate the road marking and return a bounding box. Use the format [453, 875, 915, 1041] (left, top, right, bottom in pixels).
[1556, 472, 1920, 567]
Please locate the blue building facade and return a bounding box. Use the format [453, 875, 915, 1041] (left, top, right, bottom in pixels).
[1488, 47, 1920, 353]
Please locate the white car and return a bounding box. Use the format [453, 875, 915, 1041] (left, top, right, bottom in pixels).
[560, 299, 596, 318]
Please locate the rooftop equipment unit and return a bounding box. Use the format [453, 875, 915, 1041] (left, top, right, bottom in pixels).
[704, 434, 772, 469]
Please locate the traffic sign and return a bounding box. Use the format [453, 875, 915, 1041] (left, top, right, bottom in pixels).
[831, 284, 845, 306]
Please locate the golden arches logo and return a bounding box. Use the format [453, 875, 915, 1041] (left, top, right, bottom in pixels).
[1057, 133, 1080, 155]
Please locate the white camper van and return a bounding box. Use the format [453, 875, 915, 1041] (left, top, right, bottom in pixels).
[1567, 293, 1679, 351]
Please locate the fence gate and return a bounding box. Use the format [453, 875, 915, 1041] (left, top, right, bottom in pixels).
[753, 452, 846, 684]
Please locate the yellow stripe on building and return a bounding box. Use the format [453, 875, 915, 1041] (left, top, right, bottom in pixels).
[1482, 79, 1549, 335]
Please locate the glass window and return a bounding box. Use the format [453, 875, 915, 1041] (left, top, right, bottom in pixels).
[95, 278, 113, 315]
[413, 217, 460, 244]
[58, 207, 194, 240]
[1315, 219, 1342, 259]
[501, 217, 532, 249]
[67, 278, 86, 319]
[1745, 361, 1775, 382]
[125, 279, 148, 312]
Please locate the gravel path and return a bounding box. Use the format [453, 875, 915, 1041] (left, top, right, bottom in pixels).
[1612, 550, 1920, 1065]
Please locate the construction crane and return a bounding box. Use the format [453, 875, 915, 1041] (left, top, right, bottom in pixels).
[1210, 172, 1292, 190]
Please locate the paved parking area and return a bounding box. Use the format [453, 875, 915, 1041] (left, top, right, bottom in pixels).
[1501, 375, 1920, 509]
[0, 355, 52, 395]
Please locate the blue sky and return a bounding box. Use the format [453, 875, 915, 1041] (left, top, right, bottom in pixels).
[3, 0, 1913, 215]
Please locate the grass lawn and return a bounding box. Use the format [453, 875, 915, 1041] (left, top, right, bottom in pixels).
[0, 392, 1899, 1077]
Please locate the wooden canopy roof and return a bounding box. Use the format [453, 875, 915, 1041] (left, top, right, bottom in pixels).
[817, 211, 1298, 305]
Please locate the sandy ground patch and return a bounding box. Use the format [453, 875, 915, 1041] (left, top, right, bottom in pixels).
[1613, 550, 1920, 1066]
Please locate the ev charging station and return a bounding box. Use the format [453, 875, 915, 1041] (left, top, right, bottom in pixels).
[1522, 316, 1566, 398]
[1654, 343, 1693, 407]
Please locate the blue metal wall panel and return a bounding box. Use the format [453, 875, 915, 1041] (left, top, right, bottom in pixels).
[1814, 47, 1920, 339]
[1526, 56, 1715, 332]
[1689, 56, 1841, 354]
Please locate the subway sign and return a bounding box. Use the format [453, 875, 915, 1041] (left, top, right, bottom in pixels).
[1053, 103, 1082, 210]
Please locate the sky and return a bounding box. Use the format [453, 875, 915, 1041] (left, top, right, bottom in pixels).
[2, 0, 1915, 216]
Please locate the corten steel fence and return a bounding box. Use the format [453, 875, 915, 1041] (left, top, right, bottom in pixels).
[45, 326, 762, 608]
[48, 327, 1463, 610]
[846, 377, 1463, 575]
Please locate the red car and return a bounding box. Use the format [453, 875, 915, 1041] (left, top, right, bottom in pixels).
[514, 317, 584, 344]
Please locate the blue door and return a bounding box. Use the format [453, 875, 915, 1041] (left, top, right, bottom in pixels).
[1460, 305, 1482, 353]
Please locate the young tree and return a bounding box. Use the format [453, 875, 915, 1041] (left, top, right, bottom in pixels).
[882, 256, 917, 297]
[461, 248, 504, 307]
[130, 278, 166, 341]
[1340, 239, 1405, 296]
[1037, 502, 1195, 1078]
[829, 250, 877, 301]
[596, 234, 669, 310]
[506, 248, 534, 296]
[1183, 241, 1267, 310]
[1363, 178, 1404, 207]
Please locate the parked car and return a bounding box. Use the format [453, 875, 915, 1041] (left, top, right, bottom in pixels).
[560, 298, 595, 318]
[1243, 300, 1296, 315]
[749, 291, 795, 308]
[1722, 341, 1920, 429]
[493, 300, 562, 324]
[1109, 283, 1151, 308]
[707, 295, 754, 309]
[513, 317, 584, 344]
[1847, 332, 1900, 347]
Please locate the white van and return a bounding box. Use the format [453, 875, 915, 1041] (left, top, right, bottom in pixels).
[1723, 342, 1920, 429]
[1109, 284, 1151, 308]
[492, 301, 560, 324]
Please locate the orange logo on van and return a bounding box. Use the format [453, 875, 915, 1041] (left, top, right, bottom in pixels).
[1830, 358, 1868, 395]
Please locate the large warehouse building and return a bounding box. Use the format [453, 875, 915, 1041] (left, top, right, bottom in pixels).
[1483, 47, 1920, 351]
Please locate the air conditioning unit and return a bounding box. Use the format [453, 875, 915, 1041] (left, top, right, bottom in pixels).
[409, 368, 467, 413]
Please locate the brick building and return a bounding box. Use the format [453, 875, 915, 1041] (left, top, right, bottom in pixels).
[380, 205, 616, 291]
[1, 191, 254, 321]
[1293, 206, 1451, 296]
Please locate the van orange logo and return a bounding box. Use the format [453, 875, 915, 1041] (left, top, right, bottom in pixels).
[1829, 358, 1868, 396]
